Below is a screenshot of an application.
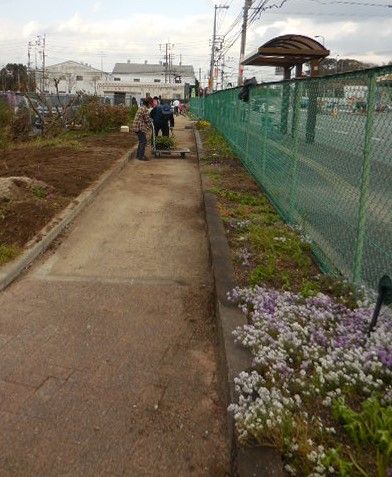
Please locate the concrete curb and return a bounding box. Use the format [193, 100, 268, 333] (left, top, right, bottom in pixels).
[194, 128, 284, 477]
[0, 146, 136, 292]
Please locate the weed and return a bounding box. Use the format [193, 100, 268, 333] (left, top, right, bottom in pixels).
[322, 398, 392, 477]
[204, 170, 221, 181]
[223, 190, 266, 207]
[0, 244, 19, 266]
[195, 120, 211, 130]
[32, 186, 47, 199]
[246, 223, 315, 291]
[30, 135, 83, 150]
[200, 124, 235, 161]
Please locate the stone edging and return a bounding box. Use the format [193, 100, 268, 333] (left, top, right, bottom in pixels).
[194, 127, 284, 477]
[0, 145, 136, 292]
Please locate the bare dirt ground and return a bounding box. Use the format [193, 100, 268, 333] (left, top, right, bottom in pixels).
[0, 132, 134, 248]
[0, 117, 230, 476]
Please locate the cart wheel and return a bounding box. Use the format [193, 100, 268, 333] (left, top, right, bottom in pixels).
[181, 152, 185, 159]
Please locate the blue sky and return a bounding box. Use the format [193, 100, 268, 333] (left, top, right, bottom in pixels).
[1, 0, 391, 84]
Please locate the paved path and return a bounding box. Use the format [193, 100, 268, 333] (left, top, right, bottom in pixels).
[0, 116, 229, 476]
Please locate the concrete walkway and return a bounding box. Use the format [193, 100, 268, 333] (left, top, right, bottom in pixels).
[0, 116, 229, 476]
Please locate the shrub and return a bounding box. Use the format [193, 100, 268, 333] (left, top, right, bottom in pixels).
[128, 106, 138, 122]
[196, 120, 211, 130]
[0, 101, 12, 147]
[0, 101, 12, 129]
[10, 109, 31, 139]
[78, 97, 129, 132]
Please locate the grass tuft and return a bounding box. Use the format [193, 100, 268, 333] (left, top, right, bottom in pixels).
[0, 244, 19, 266]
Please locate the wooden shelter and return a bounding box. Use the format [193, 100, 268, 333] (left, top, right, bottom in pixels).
[242, 34, 330, 79]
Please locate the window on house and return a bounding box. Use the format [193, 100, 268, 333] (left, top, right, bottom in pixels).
[114, 77, 121, 81]
[76, 75, 83, 81]
[133, 78, 140, 82]
[154, 79, 161, 83]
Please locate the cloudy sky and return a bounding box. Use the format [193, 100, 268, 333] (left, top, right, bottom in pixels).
[0, 0, 391, 84]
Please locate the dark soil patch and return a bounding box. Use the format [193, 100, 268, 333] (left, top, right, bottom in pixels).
[0, 198, 68, 247]
[0, 132, 135, 253]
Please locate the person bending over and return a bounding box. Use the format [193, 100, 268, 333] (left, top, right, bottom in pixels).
[132, 97, 153, 161]
[150, 102, 174, 137]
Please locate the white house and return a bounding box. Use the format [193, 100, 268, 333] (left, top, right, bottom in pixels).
[39, 61, 108, 95]
[97, 61, 196, 105]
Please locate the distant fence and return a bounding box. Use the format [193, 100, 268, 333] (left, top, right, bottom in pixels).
[191, 65, 392, 289]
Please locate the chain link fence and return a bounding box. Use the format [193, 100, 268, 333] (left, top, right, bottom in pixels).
[191, 66, 392, 289]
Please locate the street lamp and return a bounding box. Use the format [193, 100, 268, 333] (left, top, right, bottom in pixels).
[315, 35, 325, 46]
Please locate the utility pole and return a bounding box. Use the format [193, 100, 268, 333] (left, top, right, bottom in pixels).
[99, 51, 107, 72]
[209, 4, 229, 92]
[238, 0, 252, 86]
[27, 41, 31, 91]
[165, 43, 168, 83]
[42, 34, 46, 92]
[160, 42, 174, 84]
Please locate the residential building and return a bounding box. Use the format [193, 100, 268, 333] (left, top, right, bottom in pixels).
[97, 61, 196, 105]
[38, 61, 108, 95]
[37, 60, 196, 105]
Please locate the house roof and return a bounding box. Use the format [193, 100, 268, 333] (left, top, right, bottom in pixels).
[46, 61, 104, 73]
[113, 63, 195, 76]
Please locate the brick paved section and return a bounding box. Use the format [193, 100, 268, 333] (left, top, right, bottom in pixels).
[0, 117, 229, 476]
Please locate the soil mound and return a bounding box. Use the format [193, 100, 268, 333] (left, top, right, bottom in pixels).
[0, 176, 52, 202]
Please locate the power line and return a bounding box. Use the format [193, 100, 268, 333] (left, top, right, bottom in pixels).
[261, 9, 386, 14]
[307, 0, 392, 6]
[219, 0, 291, 58]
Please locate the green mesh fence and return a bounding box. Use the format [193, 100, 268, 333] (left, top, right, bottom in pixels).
[191, 66, 392, 289]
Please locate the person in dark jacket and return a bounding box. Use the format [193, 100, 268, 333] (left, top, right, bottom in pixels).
[150, 102, 174, 137]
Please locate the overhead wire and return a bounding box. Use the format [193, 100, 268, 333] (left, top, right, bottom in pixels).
[219, 0, 293, 59]
[217, 0, 389, 59]
[307, 0, 391, 6]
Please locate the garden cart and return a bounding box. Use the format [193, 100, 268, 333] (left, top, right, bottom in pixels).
[151, 120, 190, 159]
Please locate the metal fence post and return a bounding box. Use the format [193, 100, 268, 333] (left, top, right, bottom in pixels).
[261, 87, 269, 180]
[305, 79, 319, 143]
[353, 73, 377, 284]
[246, 95, 251, 161]
[280, 82, 290, 135]
[289, 80, 303, 223]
